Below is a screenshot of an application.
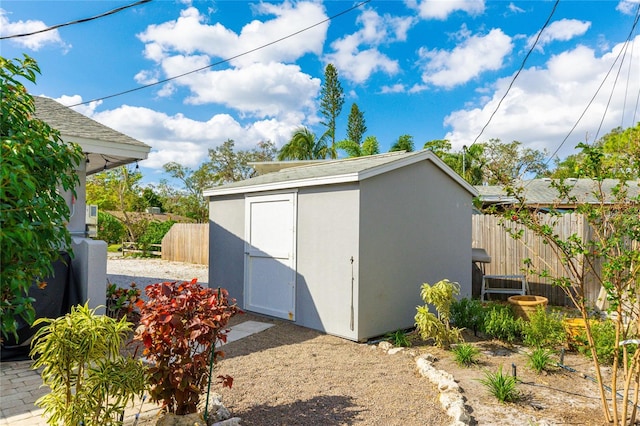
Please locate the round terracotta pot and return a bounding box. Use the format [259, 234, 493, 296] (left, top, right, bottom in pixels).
[507, 295, 548, 321]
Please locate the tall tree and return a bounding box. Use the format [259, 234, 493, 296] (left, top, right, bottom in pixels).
[1, 55, 83, 340]
[278, 127, 327, 160]
[482, 139, 548, 184]
[206, 139, 276, 184]
[162, 163, 209, 222]
[423, 139, 485, 184]
[161, 140, 277, 222]
[550, 123, 640, 179]
[337, 103, 369, 158]
[390, 134, 414, 152]
[346, 103, 367, 147]
[319, 63, 344, 159]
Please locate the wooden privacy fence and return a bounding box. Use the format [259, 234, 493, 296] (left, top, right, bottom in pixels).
[472, 213, 601, 307]
[161, 223, 209, 265]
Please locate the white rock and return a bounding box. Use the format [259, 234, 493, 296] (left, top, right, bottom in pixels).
[378, 341, 393, 351]
[388, 347, 404, 355]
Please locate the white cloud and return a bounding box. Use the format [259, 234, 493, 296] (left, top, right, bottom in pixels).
[528, 19, 591, 52]
[84, 104, 300, 169]
[405, 0, 485, 20]
[137, 2, 327, 68]
[418, 28, 513, 88]
[324, 9, 412, 83]
[380, 84, 407, 94]
[617, 0, 640, 15]
[52, 95, 102, 116]
[0, 9, 69, 51]
[443, 35, 640, 160]
[158, 61, 320, 119]
[134, 2, 325, 122]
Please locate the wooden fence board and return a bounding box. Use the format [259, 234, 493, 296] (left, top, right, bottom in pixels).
[161, 223, 209, 265]
[472, 213, 601, 307]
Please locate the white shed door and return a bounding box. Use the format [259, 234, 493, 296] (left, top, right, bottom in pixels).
[244, 193, 296, 320]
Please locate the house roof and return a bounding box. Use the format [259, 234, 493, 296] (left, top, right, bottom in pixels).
[204, 150, 479, 197]
[475, 178, 640, 207]
[33, 96, 151, 175]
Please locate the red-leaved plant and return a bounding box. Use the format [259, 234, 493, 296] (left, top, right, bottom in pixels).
[135, 279, 240, 415]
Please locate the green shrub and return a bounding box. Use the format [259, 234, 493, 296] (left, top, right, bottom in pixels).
[521, 306, 566, 348]
[137, 220, 175, 255]
[484, 305, 523, 343]
[576, 319, 637, 366]
[478, 366, 520, 403]
[451, 298, 486, 335]
[97, 211, 126, 244]
[414, 279, 463, 348]
[30, 304, 147, 425]
[451, 343, 481, 366]
[527, 348, 555, 373]
[106, 281, 142, 321]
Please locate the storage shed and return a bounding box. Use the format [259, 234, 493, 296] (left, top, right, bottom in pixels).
[204, 150, 478, 341]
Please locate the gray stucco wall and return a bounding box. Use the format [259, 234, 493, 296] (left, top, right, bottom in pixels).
[358, 160, 473, 339]
[209, 195, 246, 305]
[296, 184, 360, 340]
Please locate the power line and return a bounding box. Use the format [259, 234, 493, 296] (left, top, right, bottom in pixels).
[67, 0, 371, 108]
[0, 0, 152, 40]
[543, 2, 640, 165]
[468, 0, 560, 148]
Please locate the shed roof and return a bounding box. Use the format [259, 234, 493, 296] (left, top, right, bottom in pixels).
[33, 96, 151, 175]
[475, 178, 640, 207]
[204, 150, 478, 197]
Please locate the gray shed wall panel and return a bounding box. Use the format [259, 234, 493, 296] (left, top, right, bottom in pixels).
[358, 161, 472, 339]
[296, 184, 359, 340]
[208, 195, 246, 305]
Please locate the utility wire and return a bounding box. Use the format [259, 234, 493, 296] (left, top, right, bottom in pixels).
[67, 0, 371, 108]
[468, 0, 559, 148]
[0, 0, 152, 40]
[543, 2, 640, 166]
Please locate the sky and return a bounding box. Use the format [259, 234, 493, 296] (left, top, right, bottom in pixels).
[1, 0, 639, 186]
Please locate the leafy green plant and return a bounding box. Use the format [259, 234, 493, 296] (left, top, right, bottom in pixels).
[98, 211, 126, 244]
[414, 279, 463, 348]
[478, 366, 520, 403]
[527, 348, 556, 374]
[576, 319, 637, 366]
[135, 279, 240, 415]
[137, 219, 175, 255]
[30, 303, 147, 425]
[484, 305, 523, 343]
[521, 305, 567, 348]
[386, 329, 412, 347]
[106, 281, 142, 321]
[451, 343, 481, 366]
[451, 298, 486, 335]
[1, 55, 83, 340]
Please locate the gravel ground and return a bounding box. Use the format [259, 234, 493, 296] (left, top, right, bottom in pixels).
[108, 257, 608, 426]
[107, 254, 209, 290]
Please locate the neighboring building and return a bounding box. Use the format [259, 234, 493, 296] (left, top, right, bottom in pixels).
[475, 178, 640, 209]
[205, 150, 478, 341]
[33, 96, 151, 311]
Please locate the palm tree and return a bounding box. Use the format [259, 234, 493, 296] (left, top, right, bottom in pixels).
[337, 135, 380, 158]
[278, 127, 328, 160]
[389, 134, 414, 152]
